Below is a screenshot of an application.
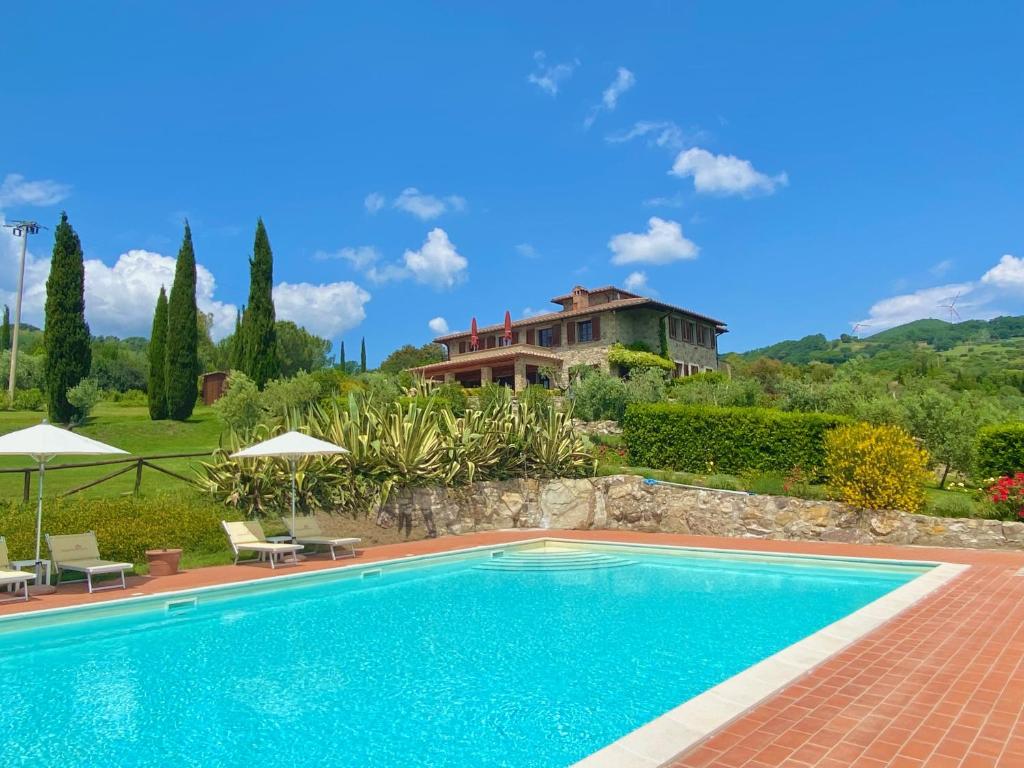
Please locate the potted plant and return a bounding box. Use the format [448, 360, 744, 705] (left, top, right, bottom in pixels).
[145, 547, 183, 577]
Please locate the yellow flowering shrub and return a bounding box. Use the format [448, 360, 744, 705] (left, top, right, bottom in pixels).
[824, 423, 928, 512]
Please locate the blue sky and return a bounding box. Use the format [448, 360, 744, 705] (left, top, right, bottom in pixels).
[2, 1, 1023, 364]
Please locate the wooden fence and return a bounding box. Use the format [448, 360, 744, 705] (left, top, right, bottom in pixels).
[0, 452, 209, 503]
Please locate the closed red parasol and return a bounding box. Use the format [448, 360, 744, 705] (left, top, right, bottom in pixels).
[504, 310, 513, 343]
[470, 317, 479, 350]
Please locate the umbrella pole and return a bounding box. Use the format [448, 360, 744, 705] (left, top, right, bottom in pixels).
[34, 460, 44, 583]
[290, 458, 297, 542]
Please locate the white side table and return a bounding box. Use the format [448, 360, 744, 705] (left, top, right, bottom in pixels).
[265, 535, 305, 563]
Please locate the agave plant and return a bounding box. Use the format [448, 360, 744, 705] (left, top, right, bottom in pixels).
[524, 403, 595, 477]
[195, 425, 335, 518]
[197, 385, 594, 524]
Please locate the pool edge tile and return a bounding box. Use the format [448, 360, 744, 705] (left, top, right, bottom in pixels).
[572, 560, 969, 768]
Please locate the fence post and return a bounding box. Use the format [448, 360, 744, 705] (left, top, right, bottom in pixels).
[134, 459, 144, 495]
[23, 470, 30, 504]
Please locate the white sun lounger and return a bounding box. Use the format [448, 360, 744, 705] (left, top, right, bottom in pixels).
[282, 515, 360, 560]
[0, 536, 35, 603]
[222, 521, 302, 568]
[46, 532, 133, 593]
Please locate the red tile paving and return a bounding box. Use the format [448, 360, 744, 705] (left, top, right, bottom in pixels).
[3, 530, 1024, 767]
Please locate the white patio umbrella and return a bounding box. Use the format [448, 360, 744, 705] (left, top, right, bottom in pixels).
[230, 431, 348, 539]
[0, 420, 128, 588]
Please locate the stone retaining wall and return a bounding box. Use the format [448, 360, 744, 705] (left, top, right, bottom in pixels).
[373, 474, 1024, 550]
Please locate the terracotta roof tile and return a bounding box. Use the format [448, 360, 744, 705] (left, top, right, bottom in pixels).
[433, 296, 727, 342]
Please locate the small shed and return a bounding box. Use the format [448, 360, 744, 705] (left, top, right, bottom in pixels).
[200, 371, 229, 405]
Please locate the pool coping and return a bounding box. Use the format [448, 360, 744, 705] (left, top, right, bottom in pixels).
[569, 554, 969, 768]
[0, 534, 969, 768]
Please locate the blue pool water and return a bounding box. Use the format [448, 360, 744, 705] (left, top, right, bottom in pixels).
[0, 544, 924, 768]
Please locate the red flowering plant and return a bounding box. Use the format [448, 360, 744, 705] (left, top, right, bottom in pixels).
[986, 473, 1024, 520]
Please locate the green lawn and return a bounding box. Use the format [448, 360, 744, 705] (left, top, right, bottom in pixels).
[0, 404, 224, 500]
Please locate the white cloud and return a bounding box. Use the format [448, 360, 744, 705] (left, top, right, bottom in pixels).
[392, 187, 466, 220]
[527, 51, 579, 96]
[855, 254, 1024, 332]
[608, 217, 699, 266]
[428, 316, 449, 334]
[0, 229, 237, 339]
[273, 281, 370, 339]
[85, 250, 237, 339]
[981, 254, 1024, 291]
[584, 67, 635, 128]
[670, 147, 787, 196]
[643, 193, 686, 208]
[364, 192, 386, 214]
[0, 216, 372, 342]
[0, 173, 71, 208]
[854, 283, 981, 331]
[522, 306, 547, 318]
[365, 263, 410, 284]
[315, 245, 381, 270]
[930, 258, 954, 277]
[515, 243, 540, 259]
[402, 228, 468, 289]
[602, 67, 635, 109]
[624, 271, 648, 293]
[606, 121, 685, 151]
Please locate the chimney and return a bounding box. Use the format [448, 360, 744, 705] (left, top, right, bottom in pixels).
[571, 285, 589, 311]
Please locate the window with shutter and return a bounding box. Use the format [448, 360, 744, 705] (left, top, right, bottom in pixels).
[566, 321, 576, 344]
[592, 315, 601, 340]
[512, 331, 520, 344]
[459, 341, 467, 354]
[551, 325, 561, 347]
[486, 336, 496, 349]
[576, 320, 592, 342]
[526, 329, 535, 345]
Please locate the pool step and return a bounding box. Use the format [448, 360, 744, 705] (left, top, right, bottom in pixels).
[475, 550, 634, 572]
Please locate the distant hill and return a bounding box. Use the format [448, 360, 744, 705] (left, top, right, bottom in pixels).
[730, 315, 1024, 387]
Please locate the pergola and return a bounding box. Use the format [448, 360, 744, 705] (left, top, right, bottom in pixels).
[410, 345, 563, 390]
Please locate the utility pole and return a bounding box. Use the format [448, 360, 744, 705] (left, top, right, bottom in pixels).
[2, 220, 44, 400]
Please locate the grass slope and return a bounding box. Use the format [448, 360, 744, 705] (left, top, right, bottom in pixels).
[0, 404, 222, 499]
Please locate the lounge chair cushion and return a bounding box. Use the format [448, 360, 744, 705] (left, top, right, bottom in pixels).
[55, 558, 133, 574]
[0, 569, 34, 585]
[222, 521, 301, 554]
[295, 535, 360, 546]
[285, 516, 359, 547]
[234, 542, 302, 553]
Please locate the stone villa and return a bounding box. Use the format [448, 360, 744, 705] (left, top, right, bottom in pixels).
[410, 284, 727, 390]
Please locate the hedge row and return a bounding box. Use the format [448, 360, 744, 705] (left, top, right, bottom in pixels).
[623, 403, 850, 476]
[0, 493, 242, 567]
[976, 423, 1024, 478]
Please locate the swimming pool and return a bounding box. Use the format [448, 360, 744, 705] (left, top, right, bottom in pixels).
[0, 539, 940, 768]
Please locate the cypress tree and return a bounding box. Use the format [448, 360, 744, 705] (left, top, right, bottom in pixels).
[239, 218, 280, 387]
[165, 223, 200, 420]
[43, 212, 91, 423]
[147, 287, 169, 420]
[339, 340, 345, 370]
[360, 337, 367, 372]
[229, 308, 243, 370]
[0, 305, 10, 352]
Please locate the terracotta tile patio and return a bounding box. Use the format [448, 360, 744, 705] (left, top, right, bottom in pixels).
[3, 530, 1023, 767]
